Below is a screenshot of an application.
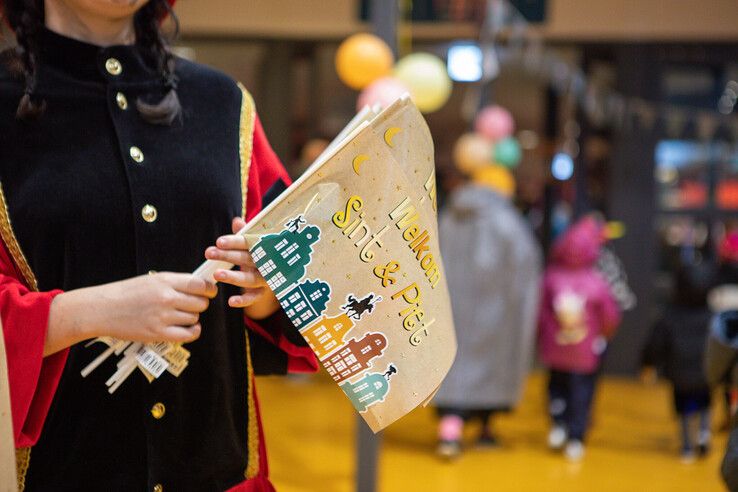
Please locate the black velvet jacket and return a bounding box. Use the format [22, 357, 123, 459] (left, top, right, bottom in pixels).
[0, 29, 307, 491]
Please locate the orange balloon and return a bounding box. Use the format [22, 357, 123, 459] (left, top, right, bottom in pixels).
[453, 133, 493, 175]
[336, 33, 394, 90]
[472, 165, 516, 198]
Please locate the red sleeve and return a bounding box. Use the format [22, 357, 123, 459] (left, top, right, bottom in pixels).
[0, 242, 67, 447]
[243, 113, 318, 374]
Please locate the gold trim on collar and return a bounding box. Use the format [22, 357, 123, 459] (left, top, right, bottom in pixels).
[237, 83, 256, 218]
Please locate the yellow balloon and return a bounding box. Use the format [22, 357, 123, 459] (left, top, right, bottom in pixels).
[472, 165, 516, 198]
[453, 133, 493, 175]
[394, 53, 452, 113]
[336, 33, 394, 90]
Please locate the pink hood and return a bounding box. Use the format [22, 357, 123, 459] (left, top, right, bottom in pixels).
[550, 217, 605, 268]
[538, 217, 621, 373]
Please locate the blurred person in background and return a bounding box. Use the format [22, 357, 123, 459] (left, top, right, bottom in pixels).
[641, 263, 716, 463]
[537, 216, 621, 461]
[433, 165, 542, 459]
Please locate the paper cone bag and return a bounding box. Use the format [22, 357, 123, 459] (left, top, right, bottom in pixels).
[231, 102, 456, 431]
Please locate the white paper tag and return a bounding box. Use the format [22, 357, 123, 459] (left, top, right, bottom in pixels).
[135, 347, 169, 379]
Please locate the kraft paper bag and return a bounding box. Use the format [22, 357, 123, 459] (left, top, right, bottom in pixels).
[206, 100, 457, 431]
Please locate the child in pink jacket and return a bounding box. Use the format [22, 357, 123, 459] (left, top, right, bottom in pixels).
[538, 217, 622, 461]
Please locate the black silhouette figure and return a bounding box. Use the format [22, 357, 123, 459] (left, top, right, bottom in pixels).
[342, 293, 383, 320]
[285, 215, 306, 233]
[384, 364, 397, 380]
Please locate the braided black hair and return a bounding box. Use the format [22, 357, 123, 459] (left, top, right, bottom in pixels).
[1, 0, 181, 125]
[133, 0, 182, 125]
[4, 0, 45, 120]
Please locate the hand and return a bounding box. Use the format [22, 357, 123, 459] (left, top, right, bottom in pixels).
[46, 272, 217, 355]
[204, 217, 280, 320]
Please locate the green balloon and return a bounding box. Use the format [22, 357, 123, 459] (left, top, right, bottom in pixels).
[493, 137, 522, 168]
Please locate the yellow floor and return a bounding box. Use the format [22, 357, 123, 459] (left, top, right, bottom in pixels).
[257, 372, 727, 492]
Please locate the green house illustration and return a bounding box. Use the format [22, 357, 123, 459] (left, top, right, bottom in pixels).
[339, 372, 391, 413]
[278, 278, 331, 329]
[251, 224, 320, 294]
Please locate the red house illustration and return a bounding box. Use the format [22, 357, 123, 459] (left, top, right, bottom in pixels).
[322, 332, 388, 383]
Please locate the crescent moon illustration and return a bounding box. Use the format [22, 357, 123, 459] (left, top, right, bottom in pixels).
[352, 154, 369, 175]
[384, 127, 403, 148]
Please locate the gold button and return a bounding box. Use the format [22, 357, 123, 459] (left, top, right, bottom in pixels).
[105, 57, 122, 75]
[141, 204, 158, 223]
[148, 270, 157, 275]
[130, 146, 144, 163]
[116, 92, 128, 110]
[150, 402, 166, 419]
[153, 484, 163, 492]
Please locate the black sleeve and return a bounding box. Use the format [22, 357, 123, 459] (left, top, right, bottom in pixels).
[248, 308, 310, 376]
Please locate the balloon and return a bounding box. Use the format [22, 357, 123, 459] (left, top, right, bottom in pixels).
[356, 77, 410, 111]
[453, 133, 493, 175]
[493, 137, 522, 168]
[394, 53, 452, 113]
[335, 33, 394, 90]
[472, 165, 516, 198]
[475, 105, 515, 140]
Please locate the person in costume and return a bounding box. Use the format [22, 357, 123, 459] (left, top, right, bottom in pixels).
[0, 1, 317, 490]
[433, 165, 542, 458]
[537, 216, 621, 461]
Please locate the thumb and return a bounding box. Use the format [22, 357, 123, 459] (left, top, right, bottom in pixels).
[232, 216, 247, 234]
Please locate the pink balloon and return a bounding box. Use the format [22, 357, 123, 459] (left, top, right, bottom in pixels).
[474, 105, 515, 141]
[357, 77, 410, 111]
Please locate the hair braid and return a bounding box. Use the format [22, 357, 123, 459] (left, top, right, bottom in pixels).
[134, 0, 182, 125]
[1, 0, 181, 125]
[4, 0, 46, 120]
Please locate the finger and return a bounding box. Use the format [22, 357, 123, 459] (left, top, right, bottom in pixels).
[159, 323, 202, 344]
[232, 217, 247, 234]
[163, 310, 200, 327]
[213, 268, 265, 289]
[172, 292, 210, 313]
[205, 247, 253, 267]
[228, 288, 267, 308]
[165, 273, 218, 298]
[215, 234, 249, 252]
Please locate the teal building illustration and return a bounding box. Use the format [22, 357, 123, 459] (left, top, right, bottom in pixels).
[339, 372, 391, 413]
[278, 278, 331, 329]
[250, 223, 320, 294]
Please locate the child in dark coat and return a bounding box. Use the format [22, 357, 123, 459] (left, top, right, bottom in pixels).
[642, 263, 715, 462]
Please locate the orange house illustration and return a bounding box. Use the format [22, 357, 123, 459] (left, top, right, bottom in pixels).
[323, 332, 388, 383]
[302, 312, 355, 360]
[301, 292, 382, 360]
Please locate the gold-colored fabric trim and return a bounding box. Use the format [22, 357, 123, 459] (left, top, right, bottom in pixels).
[0, 184, 38, 291]
[237, 83, 256, 218]
[237, 83, 260, 480]
[16, 447, 30, 491]
[0, 183, 39, 491]
[244, 331, 260, 480]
